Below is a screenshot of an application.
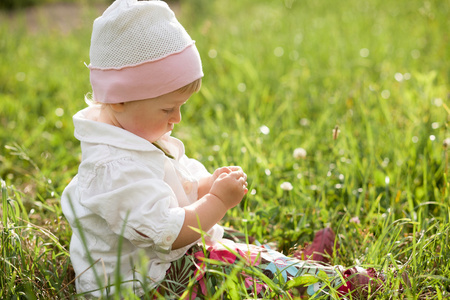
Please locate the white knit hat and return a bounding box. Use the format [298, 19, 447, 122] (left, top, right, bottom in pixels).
[89, 0, 203, 103]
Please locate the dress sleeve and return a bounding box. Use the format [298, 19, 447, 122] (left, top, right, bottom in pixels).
[79, 156, 185, 252]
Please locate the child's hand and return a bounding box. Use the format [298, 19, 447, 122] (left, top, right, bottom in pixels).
[198, 167, 246, 200]
[211, 167, 232, 182]
[209, 169, 248, 209]
[211, 166, 244, 183]
[207, 166, 242, 191]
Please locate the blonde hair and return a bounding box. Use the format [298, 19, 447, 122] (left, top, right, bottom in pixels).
[174, 78, 202, 94]
[85, 78, 202, 106]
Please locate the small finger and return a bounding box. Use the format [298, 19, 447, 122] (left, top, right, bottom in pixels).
[238, 177, 247, 186]
[228, 166, 242, 172]
[221, 167, 232, 174]
[218, 172, 228, 179]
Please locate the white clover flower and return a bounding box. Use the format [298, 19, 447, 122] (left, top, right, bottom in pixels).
[293, 147, 307, 159]
[280, 181, 293, 191]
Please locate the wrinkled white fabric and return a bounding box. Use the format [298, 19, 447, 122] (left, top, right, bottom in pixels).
[61, 106, 223, 297]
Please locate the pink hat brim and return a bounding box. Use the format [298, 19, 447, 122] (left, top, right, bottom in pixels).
[89, 44, 203, 103]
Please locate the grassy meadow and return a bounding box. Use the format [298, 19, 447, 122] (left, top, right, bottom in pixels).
[1, 0, 449, 298]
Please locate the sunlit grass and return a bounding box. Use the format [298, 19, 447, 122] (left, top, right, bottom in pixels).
[1, 0, 449, 298]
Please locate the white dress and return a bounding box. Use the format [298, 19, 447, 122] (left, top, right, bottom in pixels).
[61, 106, 223, 297]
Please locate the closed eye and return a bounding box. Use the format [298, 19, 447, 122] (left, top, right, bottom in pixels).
[163, 108, 174, 113]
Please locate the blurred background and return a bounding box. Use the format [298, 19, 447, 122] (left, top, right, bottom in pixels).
[0, 0, 449, 298]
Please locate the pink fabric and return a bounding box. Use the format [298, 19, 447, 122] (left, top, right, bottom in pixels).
[191, 241, 267, 299]
[89, 44, 203, 103]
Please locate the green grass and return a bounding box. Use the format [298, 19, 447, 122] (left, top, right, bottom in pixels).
[1, 0, 449, 298]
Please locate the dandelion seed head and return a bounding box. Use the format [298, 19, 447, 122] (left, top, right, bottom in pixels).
[429, 135, 436, 141]
[412, 136, 419, 143]
[274, 47, 284, 57]
[443, 138, 450, 148]
[433, 98, 443, 107]
[359, 48, 370, 57]
[431, 122, 439, 129]
[259, 125, 270, 135]
[55, 108, 64, 117]
[280, 181, 293, 191]
[300, 118, 309, 126]
[411, 49, 420, 59]
[237, 82, 246, 92]
[208, 49, 217, 58]
[394, 73, 404, 82]
[293, 147, 307, 159]
[42, 131, 52, 140]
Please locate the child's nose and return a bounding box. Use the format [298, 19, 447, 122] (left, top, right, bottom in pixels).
[170, 108, 182, 123]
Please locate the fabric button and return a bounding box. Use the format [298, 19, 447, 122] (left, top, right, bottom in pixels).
[163, 234, 175, 246]
[183, 181, 193, 194]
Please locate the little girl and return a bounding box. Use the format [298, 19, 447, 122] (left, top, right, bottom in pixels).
[61, 0, 393, 298]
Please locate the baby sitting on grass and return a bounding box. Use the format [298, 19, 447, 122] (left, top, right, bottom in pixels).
[61, 0, 409, 298]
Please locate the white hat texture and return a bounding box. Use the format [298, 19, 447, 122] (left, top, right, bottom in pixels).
[89, 0, 203, 103]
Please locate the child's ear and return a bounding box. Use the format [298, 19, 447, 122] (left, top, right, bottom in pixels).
[110, 103, 125, 112]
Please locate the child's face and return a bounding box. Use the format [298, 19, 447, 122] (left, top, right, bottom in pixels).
[117, 90, 192, 143]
